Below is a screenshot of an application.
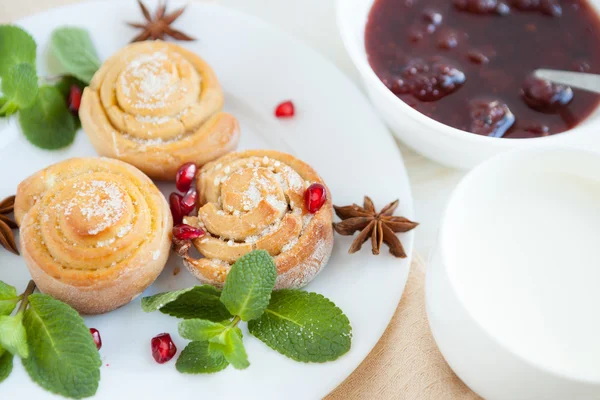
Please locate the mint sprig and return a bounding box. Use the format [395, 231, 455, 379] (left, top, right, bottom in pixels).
[19, 86, 77, 149]
[142, 250, 352, 375]
[0, 24, 100, 150]
[50, 27, 101, 84]
[0, 25, 36, 78]
[0, 281, 101, 399]
[0, 63, 38, 116]
[23, 294, 101, 399]
[248, 290, 352, 362]
[176, 341, 228, 374]
[144, 285, 232, 321]
[0, 281, 19, 316]
[0, 351, 13, 384]
[0, 314, 29, 359]
[220, 250, 276, 321]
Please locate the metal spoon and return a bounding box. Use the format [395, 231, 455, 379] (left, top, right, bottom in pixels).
[534, 69, 600, 94]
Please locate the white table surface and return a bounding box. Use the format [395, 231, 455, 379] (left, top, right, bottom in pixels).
[1, 0, 467, 261]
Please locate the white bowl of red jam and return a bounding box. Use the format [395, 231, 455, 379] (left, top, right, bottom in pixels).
[337, 0, 600, 169]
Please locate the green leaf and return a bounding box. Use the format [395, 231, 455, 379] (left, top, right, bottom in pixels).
[50, 27, 100, 84]
[0, 25, 36, 78]
[178, 319, 227, 342]
[176, 341, 229, 374]
[248, 290, 352, 363]
[0, 281, 18, 316]
[0, 63, 38, 114]
[19, 85, 77, 150]
[54, 75, 86, 98]
[53, 75, 86, 130]
[159, 286, 232, 321]
[208, 327, 249, 370]
[22, 294, 101, 399]
[141, 287, 195, 312]
[0, 314, 29, 358]
[0, 350, 13, 383]
[220, 250, 277, 321]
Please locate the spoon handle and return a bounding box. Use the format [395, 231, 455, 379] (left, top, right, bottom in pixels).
[535, 69, 600, 94]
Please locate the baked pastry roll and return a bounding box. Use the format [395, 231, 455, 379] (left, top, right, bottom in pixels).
[80, 40, 240, 181]
[14, 157, 172, 315]
[182, 150, 333, 289]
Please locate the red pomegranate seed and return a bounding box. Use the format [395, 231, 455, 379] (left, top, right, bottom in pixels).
[305, 183, 327, 213]
[151, 333, 177, 364]
[68, 85, 82, 114]
[175, 162, 197, 192]
[180, 188, 198, 215]
[90, 328, 102, 350]
[173, 224, 204, 240]
[275, 100, 295, 118]
[169, 193, 184, 225]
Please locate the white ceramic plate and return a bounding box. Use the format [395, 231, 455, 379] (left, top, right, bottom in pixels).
[0, 1, 414, 398]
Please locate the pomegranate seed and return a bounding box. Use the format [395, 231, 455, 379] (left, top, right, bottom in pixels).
[305, 183, 327, 213]
[175, 163, 197, 192]
[169, 193, 184, 225]
[275, 100, 295, 118]
[173, 224, 204, 240]
[151, 333, 177, 364]
[180, 188, 198, 215]
[68, 85, 82, 114]
[90, 328, 102, 350]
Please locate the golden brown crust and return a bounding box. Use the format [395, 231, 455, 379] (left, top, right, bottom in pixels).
[15, 157, 173, 314]
[183, 150, 333, 289]
[79, 40, 240, 181]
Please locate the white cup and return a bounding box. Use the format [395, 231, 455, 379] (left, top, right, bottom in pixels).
[426, 147, 600, 399]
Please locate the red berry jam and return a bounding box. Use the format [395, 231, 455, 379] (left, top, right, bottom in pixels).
[151, 333, 177, 364]
[90, 328, 102, 350]
[169, 192, 184, 225]
[175, 162, 197, 192]
[173, 224, 205, 240]
[365, 0, 600, 138]
[275, 101, 295, 118]
[305, 183, 327, 214]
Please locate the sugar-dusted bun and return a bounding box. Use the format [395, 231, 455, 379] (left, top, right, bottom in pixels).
[15, 157, 173, 314]
[182, 150, 333, 289]
[79, 40, 240, 181]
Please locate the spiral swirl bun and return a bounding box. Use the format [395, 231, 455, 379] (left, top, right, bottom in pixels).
[15, 158, 173, 314]
[183, 150, 333, 289]
[80, 41, 240, 181]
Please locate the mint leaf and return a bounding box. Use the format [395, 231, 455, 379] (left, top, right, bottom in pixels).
[248, 290, 352, 363]
[178, 319, 227, 342]
[50, 27, 100, 84]
[142, 287, 195, 312]
[0, 314, 28, 358]
[176, 341, 229, 374]
[0, 63, 38, 115]
[209, 327, 249, 370]
[0, 281, 18, 316]
[22, 294, 101, 399]
[159, 286, 232, 321]
[0, 25, 36, 78]
[220, 250, 276, 321]
[19, 86, 77, 150]
[0, 350, 13, 383]
[53, 75, 86, 129]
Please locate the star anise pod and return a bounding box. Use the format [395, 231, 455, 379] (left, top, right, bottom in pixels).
[127, 0, 195, 43]
[0, 195, 19, 255]
[333, 196, 418, 258]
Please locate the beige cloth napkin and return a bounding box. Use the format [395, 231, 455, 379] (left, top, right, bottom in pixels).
[327, 257, 481, 399]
